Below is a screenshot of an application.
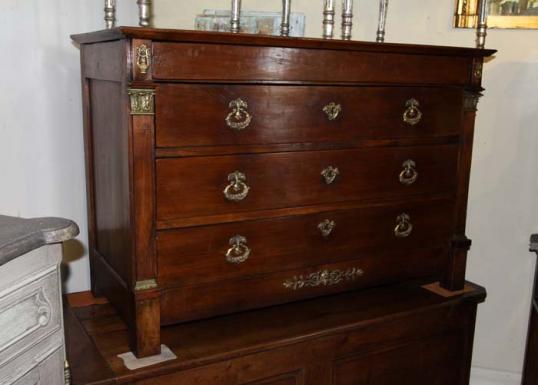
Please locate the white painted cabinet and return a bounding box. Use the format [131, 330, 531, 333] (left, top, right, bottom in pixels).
[0, 217, 78, 385]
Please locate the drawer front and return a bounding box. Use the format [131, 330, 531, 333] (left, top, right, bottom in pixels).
[160, 247, 447, 324]
[157, 199, 454, 286]
[156, 145, 458, 223]
[152, 42, 471, 84]
[0, 268, 62, 363]
[156, 85, 463, 148]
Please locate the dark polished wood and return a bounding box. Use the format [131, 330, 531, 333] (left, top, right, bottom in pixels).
[72, 27, 494, 357]
[72, 27, 496, 58]
[156, 85, 462, 148]
[152, 42, 474, 84]
[157, 199, 454, 287]
[65, 282, 486, 385]
[156, 145, 458, 223]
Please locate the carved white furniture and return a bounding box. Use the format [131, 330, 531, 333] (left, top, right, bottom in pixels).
[0, 216, 78, 385]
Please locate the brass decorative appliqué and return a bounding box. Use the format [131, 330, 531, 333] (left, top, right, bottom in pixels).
[463, 91, 482, 112]
[136, 44, 151, 74]
[134, 278, 158, 291]
[283, 267, 363, 290]
[128, 88, 155, 115]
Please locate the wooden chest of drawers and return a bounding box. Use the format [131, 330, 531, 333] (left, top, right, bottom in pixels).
[72, 27, 495, 358]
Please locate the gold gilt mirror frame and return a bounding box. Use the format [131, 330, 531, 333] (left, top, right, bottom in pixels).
[455, 0, 538, 29]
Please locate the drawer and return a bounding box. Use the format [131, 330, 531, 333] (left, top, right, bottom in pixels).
[160, 246, 447, 324]
[156, 144, 458, 224]
[157, 199, 455, 287]
[151, 42, 471, 84]
[0, 268, 62, 364]
[155, 84, 463, 148]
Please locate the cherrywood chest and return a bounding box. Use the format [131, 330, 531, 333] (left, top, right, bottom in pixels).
[72, 27, 495, 359]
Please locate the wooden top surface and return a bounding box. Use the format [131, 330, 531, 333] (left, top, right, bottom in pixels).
[65, 281, 486, 385]
[71, 27, 496, 58]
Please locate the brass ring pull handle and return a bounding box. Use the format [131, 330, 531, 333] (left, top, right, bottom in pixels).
[223, 171, 250, 202]
[318, 219, 336, 237]
[225, 98, 252, 130]
[323, 102, 342, 121]
[225, 235, 251, 264]
[403, 98, 422, 126]
[321, 166, 340, 185]
[394, 213, 413, 238]
[399, 160, 418, 186]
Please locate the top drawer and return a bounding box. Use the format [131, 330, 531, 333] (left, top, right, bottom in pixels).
[151, 42, 471, 84]
[155, 85, 463, 148]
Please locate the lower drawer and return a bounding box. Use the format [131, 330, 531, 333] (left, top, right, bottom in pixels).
[160, 246, 448, 325]
[157, 199, 454, 287]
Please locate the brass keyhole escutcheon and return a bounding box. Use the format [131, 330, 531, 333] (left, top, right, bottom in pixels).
[323, 102, 342, 121]
[318, 219, 336, 237]
[321, 166, 340, 185]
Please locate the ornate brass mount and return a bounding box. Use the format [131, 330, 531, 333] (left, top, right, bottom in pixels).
[473, 61, 483, 80]
[136, 44, 151, 74]
[321, 166, 340, 185]
[225, 98, 252, 131]
[394, 213, 413, 238]
[318, 219, 336, 237]
[134, 278, 158, 291]
[283, 267, 363, 290]
[323, 102, 342, 121]
[403, 98, 422, 126]
[223, 171, 250, 202]
[226, 235, 251, 264]
[128, 88, 155, 115]
[399, 159, 418, 186]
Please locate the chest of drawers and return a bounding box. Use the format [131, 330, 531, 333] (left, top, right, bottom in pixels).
[72, 27, 495, 358]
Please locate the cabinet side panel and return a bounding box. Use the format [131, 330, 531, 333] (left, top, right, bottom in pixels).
[90, 79, 132, 283]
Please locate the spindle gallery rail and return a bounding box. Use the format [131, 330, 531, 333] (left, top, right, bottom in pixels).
[101, 0, 489, 49]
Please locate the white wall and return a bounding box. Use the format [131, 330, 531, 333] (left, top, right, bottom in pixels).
[0, 0, 137, 293]
[1, 0, 536, 378]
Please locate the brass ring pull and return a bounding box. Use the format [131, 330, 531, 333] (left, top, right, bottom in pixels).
[399, 160, 418, 186]
[403, 98, 422, 126]
[321, 166, 340, 185]
[223, 171, 250, 202]
[394, 213, 413, 238]
[226, 235, 251, 264]
[318, 219, 336, 237]
[323, 102, 342, 121]
[225, 98, 252, 130]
